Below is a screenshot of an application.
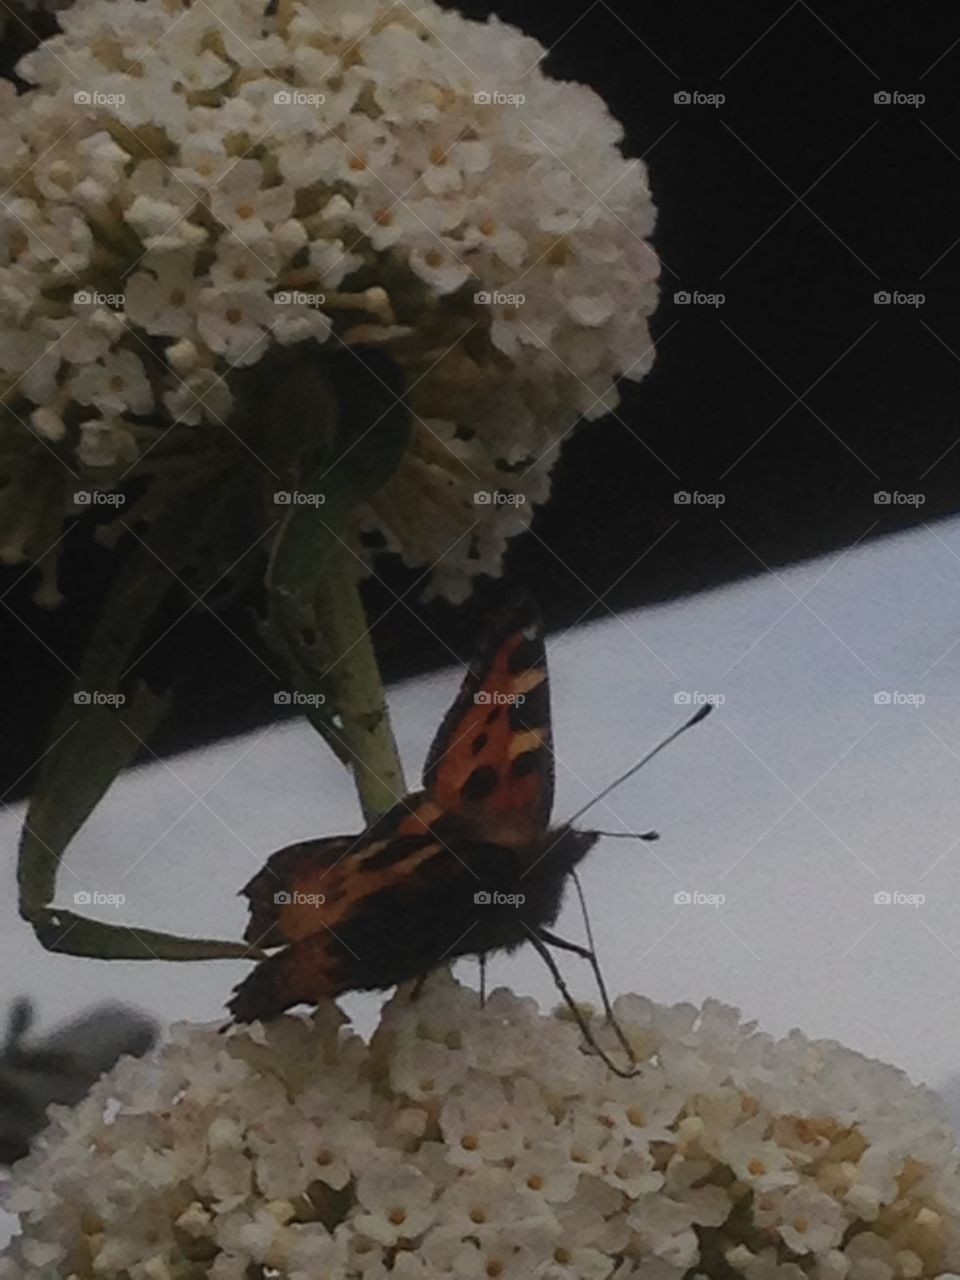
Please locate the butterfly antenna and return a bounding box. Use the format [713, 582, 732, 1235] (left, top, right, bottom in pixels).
[566, 702, 713, 829]
[590, 829, 660, 841]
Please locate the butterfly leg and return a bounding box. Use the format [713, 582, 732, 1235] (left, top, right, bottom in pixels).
[536, 929, 637, 1071]
[525, 930, 638, 1079]
[478, 954, 487, 1008]
[536, 929, 593, 961]
[408, 972, 430, 1002]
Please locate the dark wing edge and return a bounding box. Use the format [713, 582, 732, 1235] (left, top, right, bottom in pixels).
[228, 933, 345, 1022]
[239, 835, 359, 949]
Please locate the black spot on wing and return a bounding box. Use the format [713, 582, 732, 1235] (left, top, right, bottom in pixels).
[461, 764, 499, 803]
[519, 678, 548, 722]
[509, 750, 542, 779]
[485, 707, 502, 725]
[509, 686, 549, 732]
[507, 636, 542, 675]
[471, 732, 489, 756]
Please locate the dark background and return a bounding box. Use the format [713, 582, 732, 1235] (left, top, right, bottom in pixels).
[2, 0, 959, 797]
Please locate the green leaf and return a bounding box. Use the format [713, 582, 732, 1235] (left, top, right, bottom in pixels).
[19, 478, 264, 959]
[28, 908, 263, 962]
[18, 684, 168, 916]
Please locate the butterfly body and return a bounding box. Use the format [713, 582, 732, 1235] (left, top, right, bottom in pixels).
[229, 597, 601, 1023]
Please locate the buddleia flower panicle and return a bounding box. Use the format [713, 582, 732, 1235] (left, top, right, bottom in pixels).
[2, 973, 959, 1279]
[0, 0, 658, 604]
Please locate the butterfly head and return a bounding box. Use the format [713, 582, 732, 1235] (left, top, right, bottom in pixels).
[542, 824, 603, 874]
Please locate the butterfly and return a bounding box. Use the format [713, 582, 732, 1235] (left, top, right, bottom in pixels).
[228, 595, 709, 1074]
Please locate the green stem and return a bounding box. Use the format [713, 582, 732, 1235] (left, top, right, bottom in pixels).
[316, 548, 406, 823]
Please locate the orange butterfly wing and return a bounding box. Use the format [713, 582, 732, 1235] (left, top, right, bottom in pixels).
[422, 593, 553, 845]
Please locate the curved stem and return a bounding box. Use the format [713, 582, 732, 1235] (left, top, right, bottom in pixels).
[314, 547, 406, 823]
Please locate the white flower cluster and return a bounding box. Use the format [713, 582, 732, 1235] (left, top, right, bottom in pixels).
[0, 0, 658, 601]
[2, 972, 959, 1280]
